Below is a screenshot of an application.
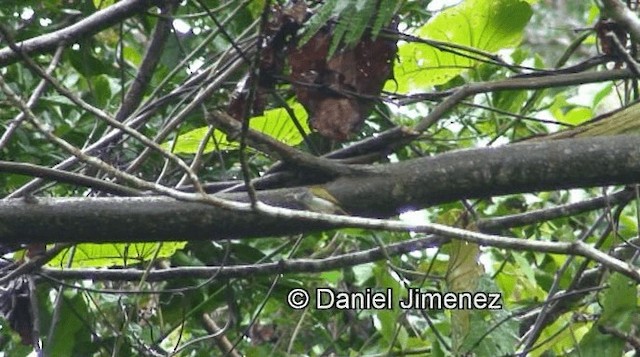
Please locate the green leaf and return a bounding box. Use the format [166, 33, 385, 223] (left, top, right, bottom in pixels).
[572, 273, 637, 357]
[91, 74, 112, 107]
[352, 263, 375, 285]
[494, 261, 547, 306]
[320, 270, 343, 285]
[600, 273, 636, 323]
[492, 90, 528, 113]
[46, 291, 91, 357]
[297, 0, 342, 48]
[48, 242, 187, 268]
[372, 0, 403, 38]
[167, 102, 309, 154]
[344, 0, 376, 47]
[562, 107, 593, 126]
[247, 0, 267, 18]
[459, 279, 518, 356]
[122, 46, 142, 67]
[67, 46, 110, 77]
[93, 0, 115, 9]
[329, 15, 350, 57]
[549, 94, 569, 121]
[387, 0, 532, 93]
[446, 241, 482, 292]
[446, 239, 483, 353]
[161, 29, 194, 69]
[298, 0, 398, 57]
[534, 311, 587, 356]
[39, 94, 76, 108]
[373, 264, 407, 349]
[593, 84, 613, 107]
[510, 252, 536, 284]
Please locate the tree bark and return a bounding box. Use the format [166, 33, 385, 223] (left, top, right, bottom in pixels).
[1, 135, 639, 244]
[0, 0, 157, 68]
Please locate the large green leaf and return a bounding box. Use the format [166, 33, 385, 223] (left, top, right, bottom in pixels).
[374, 264, 409, 350]
[90, 74, 112, 107]
[45, 291, 91, 357]
[67, 45, 111, 77]
[572, 273, 637, 357]
[387, 0, 532, 93]
[167, 102, 309, 154]
[459, 277, 518, 356]
[48, 242, 187, 268]
[446, 237, 483, 354]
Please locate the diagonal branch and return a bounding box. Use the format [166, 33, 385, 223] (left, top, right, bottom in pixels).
[0, 0, 159, 68]
[115, 0, 181, 122]
[0, 161, 142, 196]
[208, 110, 365, 176]
[601, 0, 640, 43]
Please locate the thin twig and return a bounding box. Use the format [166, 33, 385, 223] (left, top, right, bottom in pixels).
[115, 0, 180, 121]
[0, 46, 64, 150]
[0, 25, 206, 193]
[0, 161, 142, 196]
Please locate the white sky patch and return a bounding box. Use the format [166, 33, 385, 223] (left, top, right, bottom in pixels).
[478, 247, 495, 274]
[398, 21, 408, 33]
[399, 209, 428, 226]
[399, 209, 430, 237]
[446, 120, 464, 135]
[496, 48, 514, 65]
[413, 246, 440, 260]
[20, 7, 34, 20]
[595, 90, 623, 115]
[572, 82, 610, 107]
[487, 135, 510, 147]
[427, 0, 463, 12]
[187, 57, 205, 74]
[173, 19, 191, 34]
[367, 121, 380, 131]
[566, 188, 591, 203]
[523, 192, 544, 206]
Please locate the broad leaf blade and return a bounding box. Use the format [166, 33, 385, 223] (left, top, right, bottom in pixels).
[167, 103, 309, 154]
[388, 0, 532, 93]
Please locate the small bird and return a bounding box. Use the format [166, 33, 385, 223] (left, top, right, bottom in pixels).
[293, 186, 348, 215]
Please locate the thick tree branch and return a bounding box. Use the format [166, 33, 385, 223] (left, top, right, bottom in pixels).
[1, 135, 640, 244]
[0, 0, 158, 68]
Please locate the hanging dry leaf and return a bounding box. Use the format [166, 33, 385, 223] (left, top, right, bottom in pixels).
[289, 22, 397, 140]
